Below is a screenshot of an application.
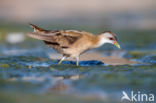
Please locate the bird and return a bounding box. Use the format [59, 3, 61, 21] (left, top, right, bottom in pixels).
[27, 23, 120, 66]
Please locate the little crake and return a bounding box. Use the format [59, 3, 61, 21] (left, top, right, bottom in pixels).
[27, 23, 120, 66]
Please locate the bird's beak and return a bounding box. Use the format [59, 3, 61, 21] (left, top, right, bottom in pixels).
[113, 41, 121, 49]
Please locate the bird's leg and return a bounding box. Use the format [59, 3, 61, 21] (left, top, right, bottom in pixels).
[58, 56, 66, 64]
[76, 56, 79, 66]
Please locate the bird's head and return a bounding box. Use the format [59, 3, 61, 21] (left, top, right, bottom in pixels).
[98, 31, 120, 49]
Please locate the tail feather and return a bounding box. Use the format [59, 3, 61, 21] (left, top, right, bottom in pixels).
[27, 32, 54, 42]
[28, 23, 57, 41]
[29, 23, 46, 32]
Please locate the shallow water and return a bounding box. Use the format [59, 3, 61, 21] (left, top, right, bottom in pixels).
[0, 28, 156, 103]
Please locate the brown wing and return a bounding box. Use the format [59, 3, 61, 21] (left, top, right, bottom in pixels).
[27, 29, 83, 48]
[28, 23, 83, 48]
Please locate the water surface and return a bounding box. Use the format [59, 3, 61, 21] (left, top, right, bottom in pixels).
[0, 26, 156, 103]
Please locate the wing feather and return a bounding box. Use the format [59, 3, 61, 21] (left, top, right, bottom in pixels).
[27, 30, 83, 48]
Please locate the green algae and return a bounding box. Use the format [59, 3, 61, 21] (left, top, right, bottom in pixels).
[0, 63, 10, 68]
[125, 50, 156, 59]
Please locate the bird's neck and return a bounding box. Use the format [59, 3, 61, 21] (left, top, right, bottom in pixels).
[92, 35, 107, 48]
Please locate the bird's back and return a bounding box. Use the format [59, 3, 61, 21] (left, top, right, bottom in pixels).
[27, 24, 96, 57]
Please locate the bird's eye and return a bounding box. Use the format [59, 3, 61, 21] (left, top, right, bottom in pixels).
[109, 37, 114, 40]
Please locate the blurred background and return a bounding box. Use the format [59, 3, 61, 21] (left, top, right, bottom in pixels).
[0, 0, 156, 30]
[0, 0, 156, 50]
[0, 0, 156, 103]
